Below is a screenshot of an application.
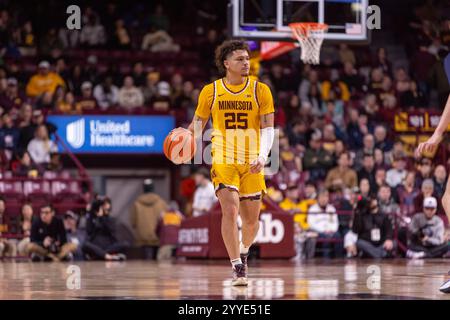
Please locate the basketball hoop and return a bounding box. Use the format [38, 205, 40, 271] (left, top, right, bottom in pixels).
[289, 22, 328, 65]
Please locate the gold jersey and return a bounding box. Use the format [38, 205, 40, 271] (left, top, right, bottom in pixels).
[195, 77, 274, 164]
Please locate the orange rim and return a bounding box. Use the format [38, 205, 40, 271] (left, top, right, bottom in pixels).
[289, 22, 328, 31]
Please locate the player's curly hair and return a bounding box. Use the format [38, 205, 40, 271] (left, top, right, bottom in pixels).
[215, 40, 250, 75]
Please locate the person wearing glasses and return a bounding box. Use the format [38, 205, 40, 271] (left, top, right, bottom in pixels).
[27, 204, 77, 261]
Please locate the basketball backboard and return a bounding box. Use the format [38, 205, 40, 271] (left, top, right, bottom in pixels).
[228, 0, 369, 43]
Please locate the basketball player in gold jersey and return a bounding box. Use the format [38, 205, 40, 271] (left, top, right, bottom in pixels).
[187, 40, 275, 286]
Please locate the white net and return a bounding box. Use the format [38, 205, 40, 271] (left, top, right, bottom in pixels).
[289, 23, 328, 65]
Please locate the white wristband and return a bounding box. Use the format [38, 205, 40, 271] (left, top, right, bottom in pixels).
[259, 127, 275, 162]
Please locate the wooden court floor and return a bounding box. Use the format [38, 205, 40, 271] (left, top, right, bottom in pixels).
[0, 259, 450, 300]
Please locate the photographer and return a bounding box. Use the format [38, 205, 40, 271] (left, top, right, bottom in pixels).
[27, 204, 77, 261]
[350, 197, 395, 258]
[406, 197, 448, 259]
[82, 199, 128, 261]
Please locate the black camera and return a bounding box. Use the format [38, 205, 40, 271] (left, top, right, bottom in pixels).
[48, 242, 59, 254]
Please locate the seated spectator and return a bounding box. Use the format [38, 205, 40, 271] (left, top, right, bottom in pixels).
[16, 203, 35, 256]
[388, 141, 406, 165]
[40, 28, 64, 56]
[27, 204, 77, 261]
[0, 197, 17, 257]
[373, 47, 392, 76]
[82, 199, 128, 261]
[322, 97, 345, 130]
[341, 62, 364, 93]
[298, 69, 321, 103]
[339, 44, 356, 66]
[369, 67, 384, 93]
[35, 91, 55, 109]
[80, 15, 106, 47]
[26, 61, 65, 98]
[406, 197, 448, 259]
[63, 211, 86, 261]
[27, 124, 58, 165]
[354, 134, 375, 170]
[19, 21, 37, 56]
[192, 167, 216, 217]
[346, 109, 370, 150]
[151, 81, 171, 111]
[322, 71, 350, 103]
[374, 125, 393, 152]
[157, 201, 184, 260]
[363, 94, 380, 120]
[288, 119, 309, 148]
[359, 178, 372, 198]
[127, 62, 144, 89]
[307, 189, 342, 258]
[0, 112, 20, 160]
[57, 91, 76, 113]
[279, 134, 302, 182]
[414, 178, 437, 214]
[386, 155, 407, 188]
[298, 181, 318, 219]
[322, 124, 337, 150]
[378, 184, 400, 218]
[394, 67, 417, 108]
[149, 4, 170, 31]
[93, 76, 119, 110]
[378, 75, 395, 103]
[283, 95, 301, 122]
[170, 73, 184, 104]
[303, 131, 333, 181]
[280, 185, 317, 260]
[18, 103, 33, 128]
[113, 19, 131, 49]
[325, 152, 358, 191]
[414, 157, 433, 189]
[75, 81, 99, 113]
[0, 77, 25, 110]
[349, 197, 395, 258]
[357, 153, 376, 191]
[130, 179, 168, 247]
[118, 76, 144, 109]
[374, 148, 387, 171]
[12, 150, 40, 177]
[141, 27, 180, 53]
[142, 72, 160, 105]
[396, 171, 421, 217]
[174, 81, 196, 112]
[433, 164, 447, 199]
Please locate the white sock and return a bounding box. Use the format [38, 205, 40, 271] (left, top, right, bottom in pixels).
[240, 242, 250, 255]
[231, 258, 242, 267]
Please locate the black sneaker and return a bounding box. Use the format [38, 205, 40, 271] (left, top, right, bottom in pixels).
[61, 253, 74, 262]
[30, 253, 42, 262]
[231, 263, 248, 286]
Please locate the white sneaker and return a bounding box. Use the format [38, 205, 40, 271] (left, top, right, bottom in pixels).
[406, 250, 425, 259]
[439, 279, 450, 293]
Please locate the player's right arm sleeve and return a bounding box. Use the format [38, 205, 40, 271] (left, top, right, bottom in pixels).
[194, 83, 214, 119]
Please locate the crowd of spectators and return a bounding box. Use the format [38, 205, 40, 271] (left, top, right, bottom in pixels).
[0, 0, 450, 260]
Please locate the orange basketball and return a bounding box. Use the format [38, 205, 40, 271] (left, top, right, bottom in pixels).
[163, 128, 196, 164]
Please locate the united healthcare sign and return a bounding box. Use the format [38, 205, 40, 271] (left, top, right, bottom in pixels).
[47, 115, 175, 154]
